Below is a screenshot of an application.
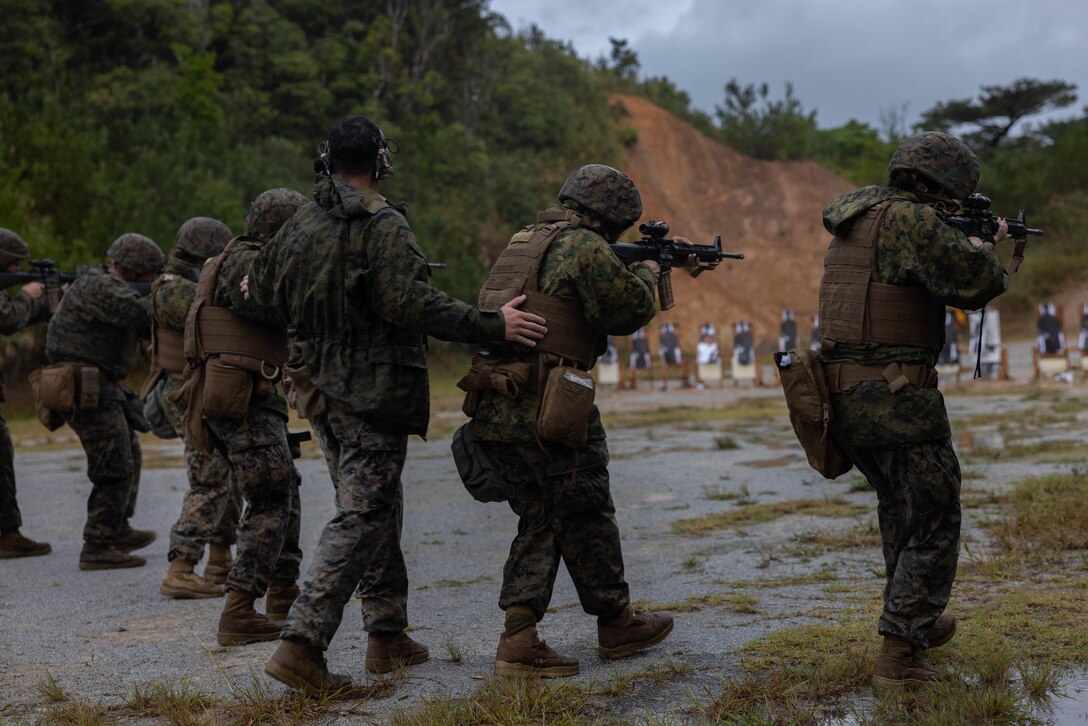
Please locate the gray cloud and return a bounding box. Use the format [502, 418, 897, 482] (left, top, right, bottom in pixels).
[490, 0, 1088, 130]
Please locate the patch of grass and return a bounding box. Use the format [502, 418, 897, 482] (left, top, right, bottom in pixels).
[727, 569, 839, 589]
[672, 497, 867, 535]
[986, 473, 1088, 564]
[417, 575, 494, 590]
[639, 591, 759, 614]
[389, 675, 603, 725]
[714, 435, 740, 450]
[124, 680, 217, 724]
[444, 642, 463, 663]
[603, 403, 787, 430]
[701, 483, 748, 501]
[220, 673, 392, 725]
[792, 520, 881, 550]
[42, 700, 118, 725]
[969, 438, 1088, 463]
[36, 671, 69, 703]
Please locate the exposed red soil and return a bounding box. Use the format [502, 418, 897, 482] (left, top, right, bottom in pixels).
[614, 94, 853, 350]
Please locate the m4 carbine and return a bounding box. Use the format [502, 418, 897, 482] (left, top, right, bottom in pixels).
[610, 221, 743, 310]
[945, 193, 1043, 273]
[0, 258, 78, 312]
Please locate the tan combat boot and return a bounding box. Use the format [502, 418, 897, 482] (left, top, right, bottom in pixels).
[365, 631, 429, 674]
[203, 544, 233, 585]
[160, 558, 225, 599]
[0, 530, 51, 558]
[927, 613, 956, 649]
[873, 636, 941, 689]
[265, 638, 352, 695]
[115, 522, 156, 553]
[217, 589, 283, 646]
[264, 580, 300, 624]
[494, 626, 579, 678]
[79, 543, 146, 570]
[598, 606, 674, 660]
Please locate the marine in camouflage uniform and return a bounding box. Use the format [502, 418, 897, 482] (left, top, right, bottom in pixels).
[152, 217, 241, 598]
[202, 190, 308, 646]
[45, 233, 164, 569]
[818, 132, 1009, 686]
[471, 164, 675, 677]
[258, 115, 544, 694]
[0, 228, 52, 559]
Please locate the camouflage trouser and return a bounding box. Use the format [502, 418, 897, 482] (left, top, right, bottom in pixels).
[842, 438, 961, 649]
[64, 399, 141, 546]
[206, 405, 301, 596]
[163, 376, 242, 564]
[283, 400, 409, 650]
[481, 440, 629, 623]
[0, 409, 21, 533]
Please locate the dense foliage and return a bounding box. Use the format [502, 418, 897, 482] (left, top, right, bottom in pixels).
[1, 0, 1086, 339]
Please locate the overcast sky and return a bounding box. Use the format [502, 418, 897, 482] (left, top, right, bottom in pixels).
[489, 0, 1088, 133]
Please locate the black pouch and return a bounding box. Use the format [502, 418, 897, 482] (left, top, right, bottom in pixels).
[143, 378, 179, 439]
[451, 420, 509, 503]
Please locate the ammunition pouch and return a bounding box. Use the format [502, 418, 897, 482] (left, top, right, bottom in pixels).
[774, 349, 852, 479]
[457, 356, 535, 417]
[201, 357, 254, 419]
[536, 362, 595, 449]
[32, 363, 101, 415]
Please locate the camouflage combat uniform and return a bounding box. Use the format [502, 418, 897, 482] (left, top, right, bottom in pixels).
[153, 256, 241, 565]
[820, 185, 1008, 648]
[45, 268, 151, 546]
[247, 173, 505, 649]
[204, 239, 301, 596]
[472, 215, 658, 622]
[0, 287, 48, 535]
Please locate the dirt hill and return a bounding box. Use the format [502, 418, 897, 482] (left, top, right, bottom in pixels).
[614, 94, 854, 352]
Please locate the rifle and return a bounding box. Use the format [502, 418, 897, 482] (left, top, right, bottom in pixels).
[0, 259, 78, 312]
[945, 193, 1043, 273]
[610, 221, 744, 310]
[0, 260, 154, 311]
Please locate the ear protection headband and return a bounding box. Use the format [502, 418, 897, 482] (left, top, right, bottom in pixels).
[313, 130, 400, 180]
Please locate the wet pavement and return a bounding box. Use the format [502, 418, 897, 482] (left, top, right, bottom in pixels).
[1, 341, 1086, 723]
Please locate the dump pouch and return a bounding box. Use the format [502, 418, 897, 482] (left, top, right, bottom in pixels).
[35, 364, 78, 414]
[28, 369, 64, 431]
[774, 348, 852, 479]
[536, 365, 595, 449]
[143, 377, 179, 439]
[451, 419, 509, 502]
[201, 357, 253, 419]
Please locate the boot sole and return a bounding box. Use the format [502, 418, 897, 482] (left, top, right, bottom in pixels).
[218, 630, 282, 646]
[264, 659, 348, 696]
[160, 584, 224, 599]
[598, 619, 675, 660]
[494, 660, 579, 678]
[80, 559, 146, 570]
[365, 651, 429, 674]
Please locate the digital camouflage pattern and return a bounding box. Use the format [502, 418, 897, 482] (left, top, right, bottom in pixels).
[0, 227, 29, 266]
[206, 405, 301, 596]
[244, 188, 308, 241]
[247, 174, 505, 435]
[472, 222, 657, 443]
[821, 185, 1008, 447]
[175, 217, 231, 261]
[107, 233, 165, 276]
[62, 397, 142, 545]
[887, 131, 980, 200]
[46, 267, 152, 380]
[481, 440, 629, 621]
[0, 285, 45, 532]
[153, 258, 240, 565]
[842, 439, 961, 649]
[558, 164, 642, 232]
[282, 400, 410, 649]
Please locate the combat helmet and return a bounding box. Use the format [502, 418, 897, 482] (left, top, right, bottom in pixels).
[245, 188, 309, 241]
[887, 131, 979, 200]
[107, 233, 165, 276]
[558, 164, 642, 232]
[0, 228, 29, 268]
[175, 217, 231, 261]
